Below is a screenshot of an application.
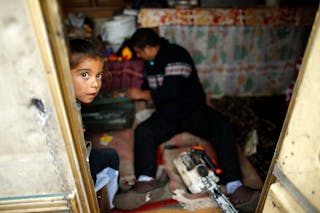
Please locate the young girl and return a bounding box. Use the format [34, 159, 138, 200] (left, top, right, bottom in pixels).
[69, 38, 119, 208]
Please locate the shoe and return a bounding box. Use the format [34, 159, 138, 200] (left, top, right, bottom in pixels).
[134, 179, 159, 193]
[229, 185, 261, 213]
[113, 170, 171, 210]
[134, 169, 170, 193]
[113, 182, 171, 210]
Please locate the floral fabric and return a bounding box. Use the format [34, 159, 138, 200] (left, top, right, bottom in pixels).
[138, 8, 315, 97]
[138, 8, 315, 27]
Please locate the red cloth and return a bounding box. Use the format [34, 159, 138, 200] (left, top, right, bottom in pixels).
[102, 60, 144, 92]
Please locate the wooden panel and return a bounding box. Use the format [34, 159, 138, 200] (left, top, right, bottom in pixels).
[96, 0, 125, 7]
[0, 0, 73, 198]
[39, 0, 100, 212]
[0, 0, 99, 212]
[61, 0, 93, 8]
[96, 186, 111, 213]
[59, 0, 125, 18]
[257, 7, 320, 212]
[263, 182, 305, 213]
[0, 194, 73, 212]
[62, 6, 119, 18]
[275, 8, 320, 211]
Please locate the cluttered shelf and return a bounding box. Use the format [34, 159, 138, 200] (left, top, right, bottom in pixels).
[138, 7, 316, 97]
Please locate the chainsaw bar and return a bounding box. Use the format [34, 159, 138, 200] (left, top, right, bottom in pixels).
[200, 174, 238, 213]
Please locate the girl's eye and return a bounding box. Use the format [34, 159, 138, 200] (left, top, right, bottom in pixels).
[97, 73, 104, 80]
[81, 72, 89, 78]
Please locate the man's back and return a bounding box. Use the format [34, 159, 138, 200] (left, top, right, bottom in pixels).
[143, 41, 206, 121]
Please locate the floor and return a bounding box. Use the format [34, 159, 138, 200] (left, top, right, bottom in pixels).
[87, 95, 288, 212]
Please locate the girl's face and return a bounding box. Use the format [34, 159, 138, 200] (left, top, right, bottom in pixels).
[71, 57, 104, 104]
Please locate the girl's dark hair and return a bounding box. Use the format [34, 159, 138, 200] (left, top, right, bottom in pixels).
[69, 38, 102, 69]
[130, 28, 161, 49]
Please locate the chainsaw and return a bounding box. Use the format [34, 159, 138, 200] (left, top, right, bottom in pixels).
[173, 146, 238, 213]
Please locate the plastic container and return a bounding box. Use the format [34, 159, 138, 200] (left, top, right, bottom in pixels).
[100, 15, 137, 52]
[135, 109, 154, 124]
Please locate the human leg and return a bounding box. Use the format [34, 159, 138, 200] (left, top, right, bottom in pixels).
[183, 106, 260, 212]
[183, 105, 241, 183]
[134, 113, 181, 179]
[114, 115, 177, 210]
[89, 148, 119, 184]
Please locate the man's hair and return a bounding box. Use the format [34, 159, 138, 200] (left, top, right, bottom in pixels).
[68, 38, 102, 69]
[130, 28, 161, 49]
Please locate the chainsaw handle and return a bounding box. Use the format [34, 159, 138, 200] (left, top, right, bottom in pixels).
[191, 145, 223, 175]
[202, 154, 223, 175]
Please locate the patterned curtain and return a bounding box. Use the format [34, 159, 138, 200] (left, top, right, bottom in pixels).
[138, 7, 315, 97]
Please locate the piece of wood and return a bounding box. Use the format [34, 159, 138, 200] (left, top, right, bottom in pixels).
[274, 7, 320, 210]
[59, 0, 126, 18]
[96, 186, 111, 213]
[39, 0, 100, 212]
[0, 0, 100, 212]
[0, 0, 71, 197]
[263, 182, 305, 213]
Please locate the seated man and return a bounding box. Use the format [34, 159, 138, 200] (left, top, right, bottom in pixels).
[114, 28, 260, 212]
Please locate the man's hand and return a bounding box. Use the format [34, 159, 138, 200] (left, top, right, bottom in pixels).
[126, 87, 151, 100]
